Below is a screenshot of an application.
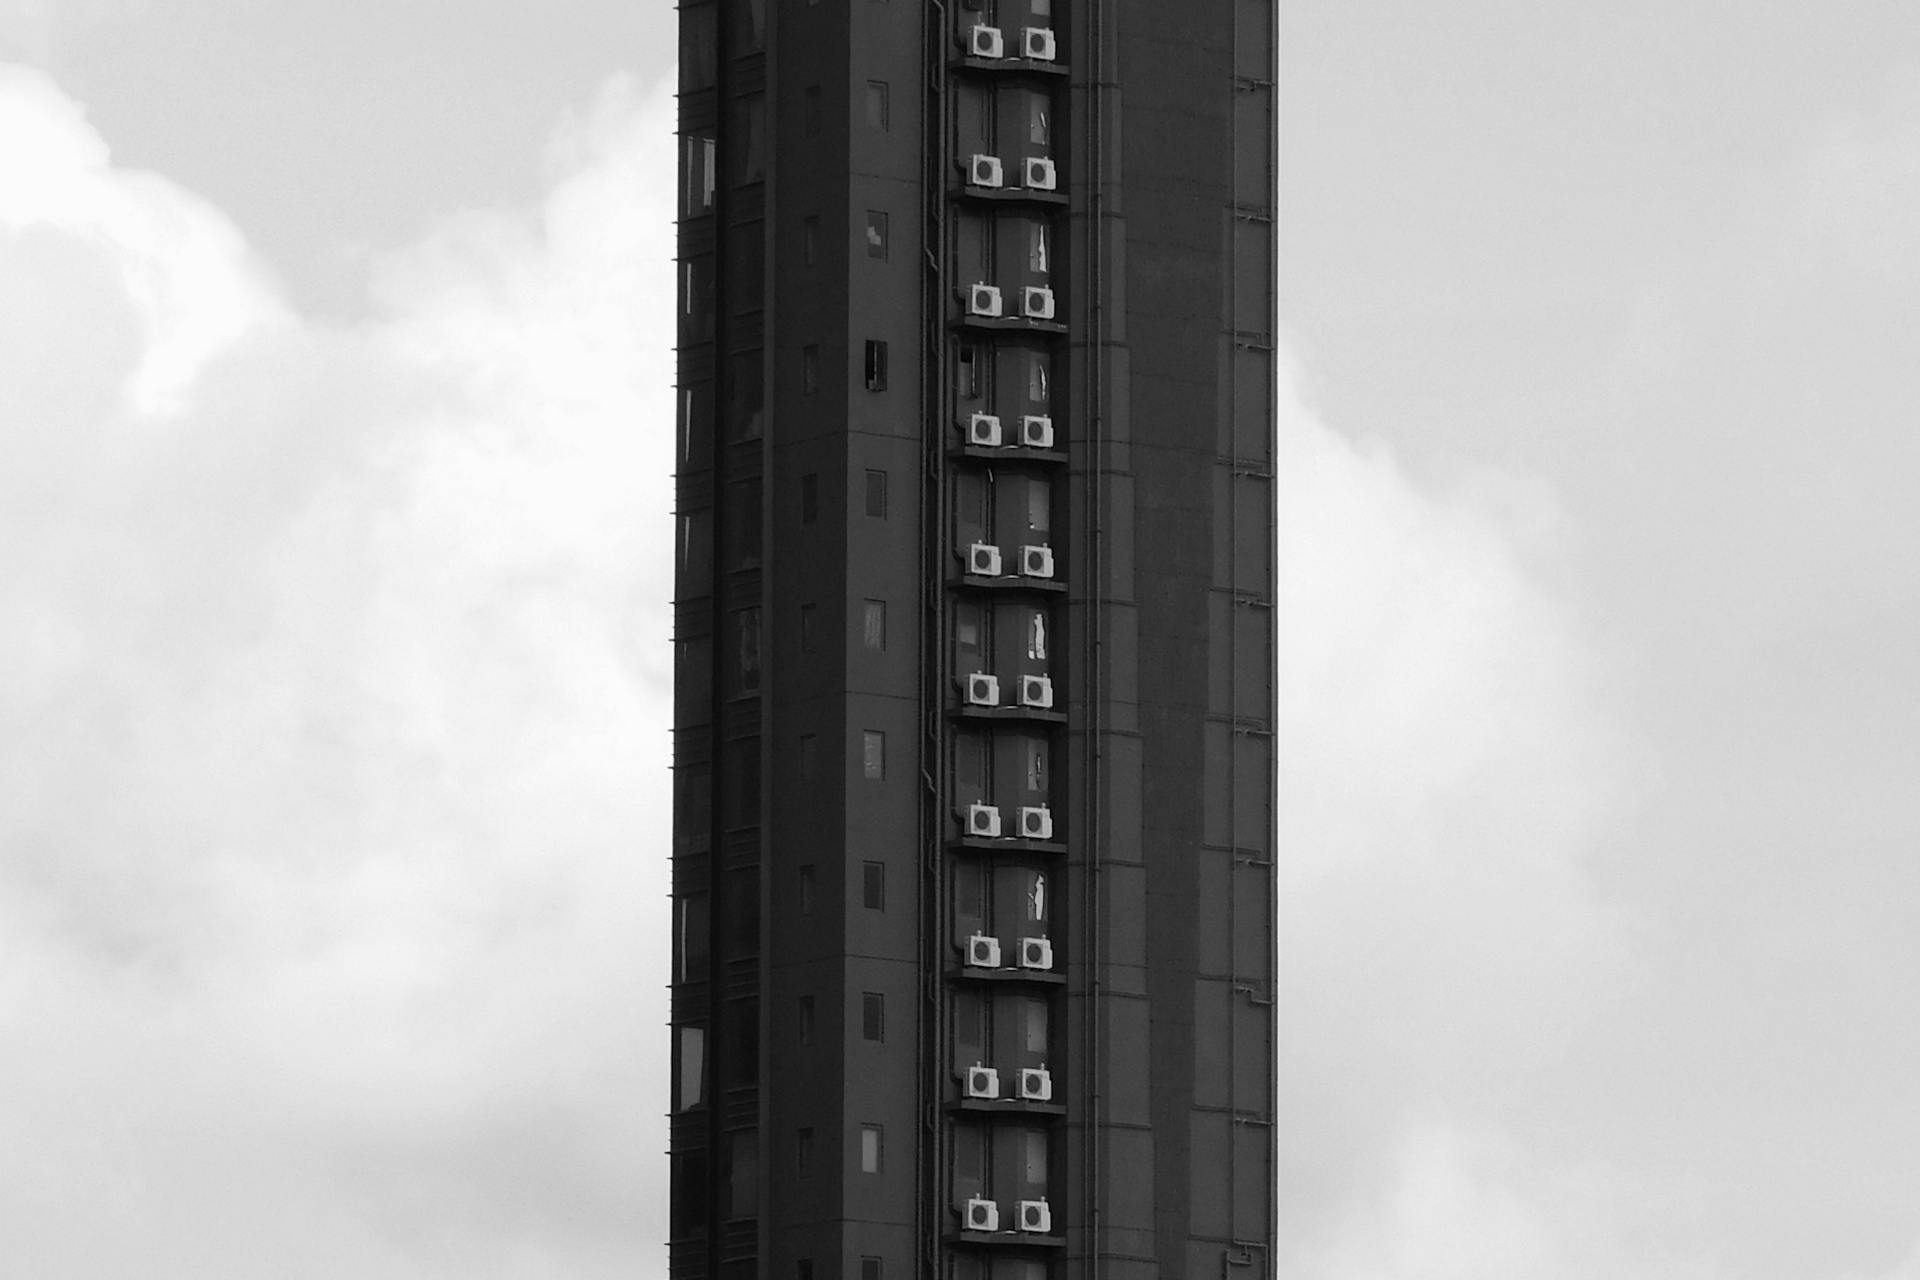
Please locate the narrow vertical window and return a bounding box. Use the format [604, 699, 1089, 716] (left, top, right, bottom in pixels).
[1028, 480, 1051, 535]
[799, 995, 815, 1046]
[797, 1127, 814, 1177]
[735, 607, 761, 695]
[1027, 741, 1046, 793]
[803, 85, 821, 136]
[865, 469, 888, 518]
[799, 732, 818, 779]
[800, 603, 818, 653]
[1029, 222, 1049, 275]
[957, 342, 979, 397]
[802, 344, 820, 396]
[861, 1259, 883, 1280]
[860, 1124, 882, 1174]
[803, 215, 819, 266]
[864, 340, 888, 391]
[862, 992, 884, 1042]
[863, 731, 886, 780]
[733, 93, 766, 184]
[1030, 95, 1050, 146]
[727, 1131, 758, 1217]
[801, 473, 819, 524]
[799, 1263, 816, 1280]
[1029, 357, 1049, 406]
[865, 81, 890, 130]
[799, 865, 815, 914]
[866, 210, 889, 259]
[676, 1026, 706, 1111]
[863, 861, 886, 910]
[863, 599, 886, 651]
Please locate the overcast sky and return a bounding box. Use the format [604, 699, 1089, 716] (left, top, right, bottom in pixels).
[6, 2, 1920, 1278]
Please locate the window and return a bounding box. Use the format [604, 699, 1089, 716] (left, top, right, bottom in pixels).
[866, 210, 889, 259]
[865, 81, 889, 130]
[1028, 356, 1049, 406]
[726, 476, 762, 569]
[676, 1026, 706, 1111]
[676, 894, 709, 984]
[1030, 95, 1050, 146]
[1023, 996, 1048, 1056]
[1025, 872, 1048, 925]
[801, 344, 820, 396]
[864, 339, 888, 391]
[863, 861, 886, 910]
[957, 343, 979, 397]
[797, 1127, 815, 1178]
[863, 731, 885, 780]
[861, 1259, 883, 1280]
[1026, 741, 1046, 793]
[727, 1130, 758, 1217]
[728, 220, 764, 311]
[799, 733, 818, 779]
[803, 85, 821, 136]
[862, 992, 884, 1042]
[683, 134, 716, 214]
[732, 94, 765, 184]
[800, 603, 818, 653]
[730, 0, 766, 52]
[801, 473, 818, 524]
[1027, 609, 1048, 660]
[1029, 222, 1049, 275]
[680, 6, 717, 91]
[863, 599, 886, 650]
[1028, 480, 1051, 535]
[799, 865, 816, 914]
[799, 1263, 815, 1280]
[727, 349, 764, 440]
[803, 215, 819, 266]
[860, 1124, 883, 1174]
[733, 608, 761, 695]
[799, 995, 815, 1046]
[864, 469, 888, 518]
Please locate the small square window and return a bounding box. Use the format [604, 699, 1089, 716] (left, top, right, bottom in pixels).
[866, 210, 888, 260]
[862, 992, 884, 1042]
[803, 215, 819, 266]
[860, 1124, 882, 1174]
[863, 861, 885, 910]
[861, 1259, 882, 1280]
[863, 599, 886, 651]
[802, 344, 820, 396]
[865, 469, 888, 518]
[803, 85, 821, 136]
[863, 730, 885, 781]
[865, 81, 889, 130]
[801, 473, 819, 524]
[864, 340, 888, 392]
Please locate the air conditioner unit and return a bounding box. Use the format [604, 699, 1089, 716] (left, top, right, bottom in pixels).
[1020, 285, 1056, 320]
[969, 542, 1003, 576]
[964, 1065, 1002, 1099]
[968, 934, 1004, 968]
[964, 1197, 1000, 1233]
[966, 803, 1002, 838]
[1021, 545, 1055, 578]
[1018, 1067, 1053, 1101]
[967, 153, 1004, 188]
[1019, 674, 1054, 709]
[1022, 27, 1057, 61]
[963, 672, 1000, 706]
[966, 412, 1004, 447]
[966, 24, 1005, 59]
[1018, 1199, 1053, 1234]
[1019, 806, 1053, 840]
[1018, 936, 1053, 970]
[1019, 415, 1054, 448]
[966, 283, 1004, 318]
[1023, 155, 1057, 191]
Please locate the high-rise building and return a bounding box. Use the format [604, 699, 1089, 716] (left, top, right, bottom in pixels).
[669, 3, 1274, 1279]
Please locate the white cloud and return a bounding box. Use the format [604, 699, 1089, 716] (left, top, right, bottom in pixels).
[0, 63, 674, 1278]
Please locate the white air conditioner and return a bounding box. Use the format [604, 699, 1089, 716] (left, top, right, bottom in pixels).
[966, 24, 1005, 59]
[964, 1197, 1000, 1232]
[1022, 27, 1057, 61]
[964, 1065, 1002, 1099]
[1023, 155, 1057, 191]
[966, 803, 1002, 838]
[968, 933, 1003, 968]
[1020, 414, 1055, 448]
[1018, 1066, 1053, 1101]
[967, 153, 1004, 188]
[1018, 936, 1054, 970]
[1019, 806, 1053, 840]
[1018, 1199, 1053, 1234]
[966, 283, 1004, 318]
[966, 412, 1004, 447]
[969, 542, 1004, 576]
[1019, 674, 1054, 709]
[964, 672, 1001, 706]
[1021, 544, 1055, 578]
[1021, 285, 1056, 320]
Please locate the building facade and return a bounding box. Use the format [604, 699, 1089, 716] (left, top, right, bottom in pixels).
[670, 3, 1274, 1279]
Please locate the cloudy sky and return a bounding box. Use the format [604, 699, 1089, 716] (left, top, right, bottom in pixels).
[7, 1, 1920, 1278]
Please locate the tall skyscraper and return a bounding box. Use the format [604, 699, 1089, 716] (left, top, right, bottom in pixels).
[670, 3, 1274, 1279]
